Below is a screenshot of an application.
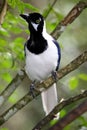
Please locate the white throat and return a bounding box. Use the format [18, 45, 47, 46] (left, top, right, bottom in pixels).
[31, 22, 39, 31]
[31, 21, 46, 33]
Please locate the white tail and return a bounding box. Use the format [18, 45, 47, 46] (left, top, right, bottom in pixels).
[41, 83, 58, 115]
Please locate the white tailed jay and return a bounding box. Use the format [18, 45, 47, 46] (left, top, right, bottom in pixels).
[20, 13, 61, 115]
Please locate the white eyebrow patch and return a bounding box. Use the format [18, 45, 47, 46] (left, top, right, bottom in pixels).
[31, 22, 39, 31]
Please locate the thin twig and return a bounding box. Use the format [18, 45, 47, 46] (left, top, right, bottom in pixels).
[49, 99, 87, 130]
[51, 1, 87, 39]
[0, 51, 87, 126]
[44, 0, 58, 19]
[0, 0, 7, 25]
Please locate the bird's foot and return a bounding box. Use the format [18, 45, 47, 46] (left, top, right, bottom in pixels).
[51, 71, 58, 82]
[29, 81, 36, 98]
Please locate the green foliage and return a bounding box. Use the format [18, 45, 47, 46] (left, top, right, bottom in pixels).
[0, 0, 39, 95]
[60, 109, 67, 118]
[78, 116, 87, 127]
[2, 73, 12, 83]
[11, 37, 25, 60]
[0, 52, 13, 69]
[63, 125, 71, 130]
[69, 73, 87, 90]
[50, 119, 58, 126]
[8, 0, 39, 13]
[0, 28, 9, 37]
[0, 128, 8, 130]
[69, 76, 78, 90]
[79, 73, 87, 81]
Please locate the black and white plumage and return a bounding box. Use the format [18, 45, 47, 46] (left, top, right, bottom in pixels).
[20, 13, 61, 115]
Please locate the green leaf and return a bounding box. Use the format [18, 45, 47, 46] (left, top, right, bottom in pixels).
[0, 28, 10, 37]
[78, 116, 87, 126]
[0, 52, 13, 69]
[46, 21, 56, 32]
[23, 3, 39, 12]
[0, 39, 7, 52]
[5, 12, 19, 24]
[2, 73, 12, 83]
[11, 37, 25, 60]
[8, 0, 17, 8]
[79, 74, 87, 81]
[14, 37, 25, 44]
[17, 1, 25, 13]
[60, 109, 66, 118]
[10, 26, 23, 34]
[0, 39, 7, 46]
[50, 119, 57, 126]
[59, 110, 71, 130]
[69, 76, 78, 90]
[8, 0, 39, 13]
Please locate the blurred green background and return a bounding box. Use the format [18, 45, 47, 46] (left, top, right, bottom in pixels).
[0, 0, 87, 130]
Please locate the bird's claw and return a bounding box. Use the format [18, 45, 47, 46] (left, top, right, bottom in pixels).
[29, 82, 36, 98]
[52, 71, 58, 82]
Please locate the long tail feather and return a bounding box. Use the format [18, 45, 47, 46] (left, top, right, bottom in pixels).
[41, 83, 58, 115]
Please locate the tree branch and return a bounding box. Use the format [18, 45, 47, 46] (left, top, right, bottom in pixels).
[49, 99, 87, 130]
[33, 91, 87, 130]
[0, 70, 26, 106]
[51, 1, 87, 39]
[0, 0, 7, 25]
[0, 0, 87, 108]
[0, 51, 87, 126]
[44, 0, 58, 19]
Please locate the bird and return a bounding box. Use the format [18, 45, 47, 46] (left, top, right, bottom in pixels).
[20, 12, 61, 115]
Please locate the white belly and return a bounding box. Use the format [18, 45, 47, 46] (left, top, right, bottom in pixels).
[25, 40, 58, 81]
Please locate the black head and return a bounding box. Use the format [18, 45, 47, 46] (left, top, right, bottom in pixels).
[20, 13, 44, 33]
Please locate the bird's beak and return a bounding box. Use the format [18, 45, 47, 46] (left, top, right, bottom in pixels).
[20, 14, 29, 22]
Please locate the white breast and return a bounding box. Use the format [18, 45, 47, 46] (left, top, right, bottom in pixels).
[25, 34, 58, 81]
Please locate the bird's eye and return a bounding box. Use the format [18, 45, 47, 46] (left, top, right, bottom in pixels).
[36, 19, 40, 24]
